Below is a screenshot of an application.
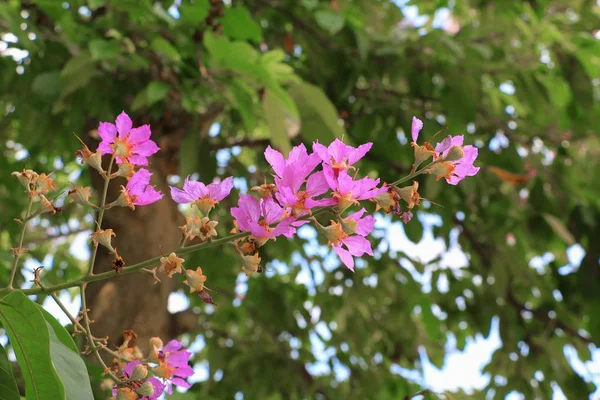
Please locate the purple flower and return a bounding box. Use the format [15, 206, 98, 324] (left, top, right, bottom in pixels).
[98, 111, 160, 166]
[326, 169, 387, 211]
[231, 195, 297, 242]
[170, 176, 234, 215]
[313, 139, 372, 170]
[433, 135, 480, 185]
[116, 169, 163, 209]
[152, 340, 193, 395]
[318, 208, 375, 271]
[113, 361, 166, 400]
[264, 144, 321, 186]
[411, 116, 424, 143]
[276, 171, 335, 215]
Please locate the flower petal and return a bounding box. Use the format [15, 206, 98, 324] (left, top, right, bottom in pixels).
[265, 146, 286, 177]
[127, 154, 149, 166]
[343, 235, 373, 256]
[208, 177, 234, 201]
[115, 111, 133, 137]
[306, 171, 330, 196]
[128, 124, 151, 144]
[347, 142, 372, 165]
[170, 186, 195, 204]
[411, 117, 423, 143]
[98, 122, 117, 142]
[333, 245, 354, 271]
[133, 139, 160, 156]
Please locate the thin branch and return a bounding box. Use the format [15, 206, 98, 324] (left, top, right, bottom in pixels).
[8, 195, 35, 289]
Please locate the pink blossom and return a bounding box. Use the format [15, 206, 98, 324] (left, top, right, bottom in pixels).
[276, 171, 335, 215]
[326, 169, 387, 210]
[434, 135, 480, 185]
[312, 139, 372, 170]
[231, 195, 297, 241]
[98, 111, 160, 165]
[117, 169, 163, 208]
[411, 116, 424, 143]
[264, 144, 321, 187]
[329, 209, 375, 271]
[153, 340, 193, 394]
[113, 361, 165, 400]
[170, 176, 234, 214]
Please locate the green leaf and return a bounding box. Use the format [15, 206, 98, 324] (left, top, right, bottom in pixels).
[263, 89, 292, 154]
[0, 292, 64, 400]
[404, 218, 423, 243]
[223, 6, 262, 43]
[0, 343, 20, 400]
[314, 10, 345, 35]
[31, 71, 60, 98]
[229, 78, 258, 131]
[180, 0, 210, 25]
[146, 81, 170, 105]
[35, 305, 77, 353]
[151, 37, 181, 63]
[88, 39, 122, 61]
[288, 82, 346, 143]
[45, 321, 94, 400]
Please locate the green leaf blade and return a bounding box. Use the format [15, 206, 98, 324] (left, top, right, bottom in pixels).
[0, 343, 20, 400]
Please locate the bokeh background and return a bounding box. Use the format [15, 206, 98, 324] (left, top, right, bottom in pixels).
[1, 0, 600, 399]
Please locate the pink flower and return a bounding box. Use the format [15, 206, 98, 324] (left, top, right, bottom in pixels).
[313, 139, 372, 170]
[170, 176, 234, 215]
[152, 340, 193, 395]
[433, 135, 480, 185]
[98, 111, 160, 165]
[264, 144, 321, 185]
[326, 169, 387, 211]
[231, 195, 297, 242]
[318, 208, 375, 271]
[411, 116, 424, 143]
[276, 171, 334, 215]
[114, 169, 163, 209]
[113, 361, 165, 400]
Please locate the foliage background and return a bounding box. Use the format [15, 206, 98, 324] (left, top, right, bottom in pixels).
[1, 0, 600, 398]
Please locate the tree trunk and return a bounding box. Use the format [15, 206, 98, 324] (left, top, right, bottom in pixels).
[85, 163, 182, 354]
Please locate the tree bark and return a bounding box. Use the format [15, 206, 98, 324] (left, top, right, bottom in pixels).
[85, 163, 182, 354]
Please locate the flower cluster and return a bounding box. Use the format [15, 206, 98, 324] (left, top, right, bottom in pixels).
[111, 333, 193, 400]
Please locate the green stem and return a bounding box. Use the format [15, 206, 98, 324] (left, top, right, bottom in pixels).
[390, 161, 436, 187]
[88, 155, 115, 275]
[8, 195, 35, 289]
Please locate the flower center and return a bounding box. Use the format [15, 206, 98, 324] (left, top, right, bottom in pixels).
[112, 136, 134, 158]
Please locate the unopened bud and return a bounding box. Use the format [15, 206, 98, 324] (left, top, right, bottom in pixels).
[91, 229, 116, 253]
[67, 186, 93, 206]
[370, 187, 398, 213]
[39, 195, 56, 214]
[149, 337, 164, 351]
[136, 381, 155, 397]
[444, 145, 464, 162]
[111, 162, 135, 180]
[115, 388, 137, 400]
[130, 363, 148, 381]
[183, 267, 208, 293]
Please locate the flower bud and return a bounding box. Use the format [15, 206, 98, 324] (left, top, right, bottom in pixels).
[339, 217, 358, 236]
[136, 381, 155, 397]
[67, 186, 93, 206]
[115, 388, 137, 400]
[111, 162, 135, 180]
[130, 363, 148, 381]
[76, 145, 104, 174]
[12, 169, 38, 190]
[444, 145, 464, 162]
[149, 337, 164, 351]
[240, 253, 262, 277]
[399, 211, 413, 223]
[90, 229, 116, 253]
[183, 267, 208, 293]
[395, 181, 420, 209]
[38, 195, 56, 214]
[159, 253, 184, 277]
